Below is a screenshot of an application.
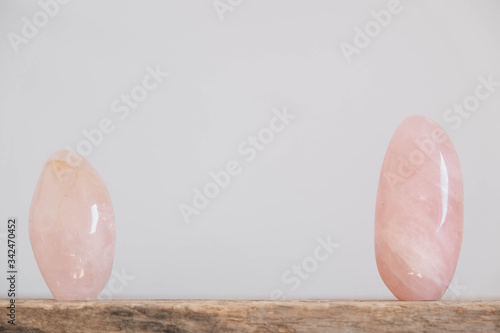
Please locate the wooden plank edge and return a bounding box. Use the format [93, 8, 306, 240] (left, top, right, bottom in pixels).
[0, 299, 499, 332]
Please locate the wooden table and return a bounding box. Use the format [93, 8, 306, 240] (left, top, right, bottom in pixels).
[1, 299, 499, 332]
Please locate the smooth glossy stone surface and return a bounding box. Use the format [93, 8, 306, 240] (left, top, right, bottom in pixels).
[375, 115, 463, 301]
[29, 150, 115, 300]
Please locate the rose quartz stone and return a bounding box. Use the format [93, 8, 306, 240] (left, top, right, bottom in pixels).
[29, 150, 115, 300]
[375, 115, 463, 301]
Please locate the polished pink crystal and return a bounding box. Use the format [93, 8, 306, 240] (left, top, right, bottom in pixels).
[375, 115, 463, 301]
[29, 150, 115, 300]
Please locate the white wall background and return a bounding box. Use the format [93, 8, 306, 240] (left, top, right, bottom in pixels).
[1, 0, 500, 300]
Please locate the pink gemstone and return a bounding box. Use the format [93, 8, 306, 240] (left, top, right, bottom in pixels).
[375, 115, 463, 301]
[29, 150, 115, 300]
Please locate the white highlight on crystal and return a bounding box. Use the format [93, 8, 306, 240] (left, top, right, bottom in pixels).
[90, 204, 98, 234]
[408, 270, 423, 279]
[438, 153, 449, 231]
[73, 269, 85, 279]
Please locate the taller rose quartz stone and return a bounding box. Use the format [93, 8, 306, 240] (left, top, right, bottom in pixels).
[29, 150, 115, 300]
[375, 115, 463, 301]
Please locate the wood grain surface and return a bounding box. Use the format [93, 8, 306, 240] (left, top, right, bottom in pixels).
[0, 299, 499, 332]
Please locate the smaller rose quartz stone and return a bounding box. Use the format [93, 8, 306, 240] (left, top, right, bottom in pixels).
[29, 150, 115, 300]
[375, 115, 463, 301]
